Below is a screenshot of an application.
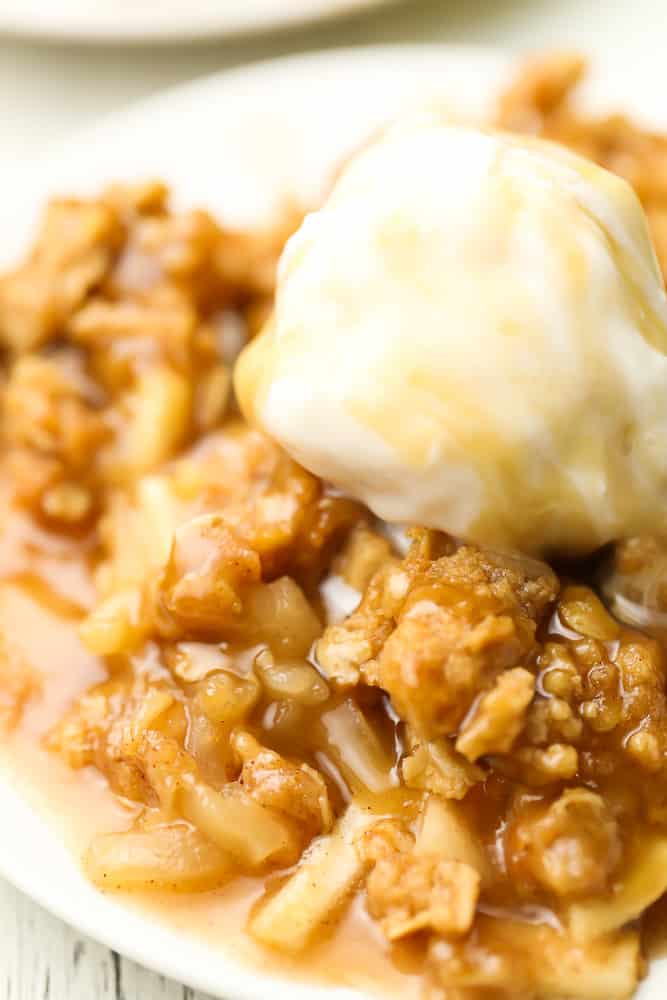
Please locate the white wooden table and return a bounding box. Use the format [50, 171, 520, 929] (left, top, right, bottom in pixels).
[1, 0, 665, 995]
[1, 878, 213, 1000]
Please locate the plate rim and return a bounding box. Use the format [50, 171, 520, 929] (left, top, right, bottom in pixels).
[0, 0, 399, 45]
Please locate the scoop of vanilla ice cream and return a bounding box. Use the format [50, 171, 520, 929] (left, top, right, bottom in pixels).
[235, 121, 667, 555]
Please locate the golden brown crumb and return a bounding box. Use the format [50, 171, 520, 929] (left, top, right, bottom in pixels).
[358, 819, 480, 941]
[319, 533, 557, 739]
[455, 667, 535, 762]
[367, 852, 480, 941]
[333, 524, 393, 592]
[0, 198, 124, 354]
[497, 52, 587, 130]
[505, 788, 622, 897]
[157, 516, 263, 635]
[233, 731, 333, 841]
[401, 735, 484, 800]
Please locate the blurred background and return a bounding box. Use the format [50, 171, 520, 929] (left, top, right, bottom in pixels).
[0, 0, 664, 178]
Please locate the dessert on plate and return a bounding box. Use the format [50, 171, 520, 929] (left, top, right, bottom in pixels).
[3, 54, 667, 999]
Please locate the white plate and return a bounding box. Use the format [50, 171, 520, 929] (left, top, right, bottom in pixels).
[0, 0, 396, 44]
[0, 43, 666, 1000]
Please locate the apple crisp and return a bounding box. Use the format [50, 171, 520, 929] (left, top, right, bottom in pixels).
[3, 57, 667, 1000]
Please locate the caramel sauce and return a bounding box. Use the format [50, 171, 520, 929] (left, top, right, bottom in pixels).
[0, 526, 420, 998]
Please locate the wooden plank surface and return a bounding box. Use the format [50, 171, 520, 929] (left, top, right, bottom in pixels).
[0, 877, 214, 1000]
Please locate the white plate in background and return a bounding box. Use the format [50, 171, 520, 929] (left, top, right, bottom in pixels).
[0, 0, 398, 44]
[0, 43, 665, 1000]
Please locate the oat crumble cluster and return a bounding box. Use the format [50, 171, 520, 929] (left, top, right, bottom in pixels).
[2, 57, 667, 999]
